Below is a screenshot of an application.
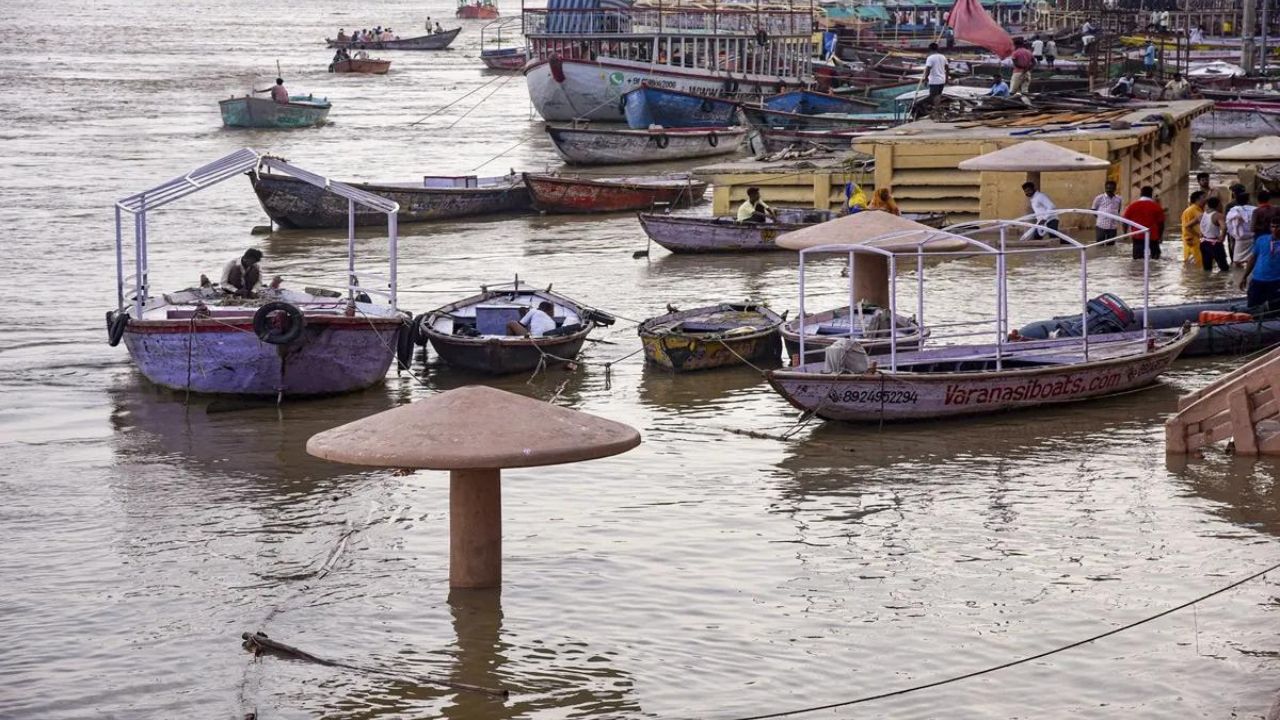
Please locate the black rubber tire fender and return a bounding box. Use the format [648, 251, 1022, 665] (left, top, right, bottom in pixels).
[106, 310, 128, 347]
[707, 132, 719, 147]
[253, 302, 306, 345]
[654, 134, 670, 149]
[396, 316, 416, 369]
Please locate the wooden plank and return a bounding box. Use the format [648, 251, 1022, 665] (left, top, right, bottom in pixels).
[1229, 388, 1258, 454]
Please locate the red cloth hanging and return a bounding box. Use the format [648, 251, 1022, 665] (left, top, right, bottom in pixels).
[947, 0, 1014, 59]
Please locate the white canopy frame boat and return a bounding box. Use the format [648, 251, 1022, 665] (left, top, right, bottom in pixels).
[109, 148, 413, 398]
[766, 211, 1198, 422]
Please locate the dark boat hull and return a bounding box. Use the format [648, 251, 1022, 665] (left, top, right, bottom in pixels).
[426, 332, 589, 374]
[1018, 296, 1280, 357]
[326, 28, 461, 50]
[250, 172, 531, 229]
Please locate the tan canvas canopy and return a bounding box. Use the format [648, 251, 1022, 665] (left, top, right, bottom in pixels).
[1214, 136, 1280, 162]
[776, 210, 970, 252]
[957, 140, 1110, 173]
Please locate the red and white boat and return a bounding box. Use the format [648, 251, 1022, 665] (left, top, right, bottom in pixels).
[457, 0, 500, 19]
[521, 1, 814, 121]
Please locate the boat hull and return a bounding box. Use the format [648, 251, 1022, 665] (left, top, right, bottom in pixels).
[637, 214, 807, 252]
[623, 86, 740, 129]
[741, 105, 896, 131]
[332, 58, 392, 74]
[457, 4, 500, 19]
[123, 316, 401, 396]
[481, 49, 527, 70]
[250, 172, 531, 228]
[525, 56, 803, 122]
[638, 303, 784, 372]
[426, 333, 589, 374]
[1191, 102, 1280, 138]
[546, 126, 745, 165]
[526, 175, 707, 213]
[756, 128, 868, 153]
[767, 330, 1196, 422]
[218, 96, 331, 129]
[326, 28, 461, 50]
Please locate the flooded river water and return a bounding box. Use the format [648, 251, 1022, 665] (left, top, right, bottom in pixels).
[2, 0, 1279, 717]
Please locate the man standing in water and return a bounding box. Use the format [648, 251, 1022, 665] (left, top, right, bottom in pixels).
[1023, 182, 1058, 240]
[255, 78, 290, 104]
[1123, 186, 1166, 259]
[1091, 181, 1123, 245]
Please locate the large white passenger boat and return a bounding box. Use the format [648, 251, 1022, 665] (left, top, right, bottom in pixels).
[522, 0, 816, 121]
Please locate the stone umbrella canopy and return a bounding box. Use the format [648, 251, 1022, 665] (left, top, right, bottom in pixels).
[957, 139, 1111, 194]
[1214, 135, 1280, 162]
[307, 385, 641, 589]
[775, 210, 970, 307]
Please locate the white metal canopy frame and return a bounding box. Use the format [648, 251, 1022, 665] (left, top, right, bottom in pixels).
[113, 148, 402, 317]
[794, 210, 1155, 372]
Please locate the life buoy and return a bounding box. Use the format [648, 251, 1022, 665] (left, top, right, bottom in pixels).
[106, 310, 128, 347]
[396, 316, 416, 369]
[707, 132, 719, 147]
[253, 302, 306, 345]
[654, 134, 670, 149]
[549, 55, 565, 83]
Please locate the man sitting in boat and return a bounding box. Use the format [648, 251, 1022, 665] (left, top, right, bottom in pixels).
[336, 28, 348, 42]
[507, 301, 557, 337]
[434, 21, 444, 33]
[220, 248, 281, 299]
[255, 78, 290, 105]
[737, 187, 778, 223]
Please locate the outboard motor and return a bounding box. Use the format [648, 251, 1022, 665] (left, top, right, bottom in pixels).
[1054, 293, 1135, 337]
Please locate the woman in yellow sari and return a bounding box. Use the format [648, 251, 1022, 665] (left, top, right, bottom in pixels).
[844, 182, 869, 214]
[868, 187, 901, 215]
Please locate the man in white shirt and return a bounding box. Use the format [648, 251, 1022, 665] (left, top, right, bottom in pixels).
[736, 186, 777, 223]
[1031, 34, 1044, 63]
[1091, 180, 1123, 245]
[508, 301, 558, 337]
[220, 248, 266, 297]
[923, 42, 947, 104]
[1023, 181, 1059, 240]
[1227, 192, 1257, 266]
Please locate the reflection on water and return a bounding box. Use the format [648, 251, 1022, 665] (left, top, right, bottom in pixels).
[5, 0, 1280, 717]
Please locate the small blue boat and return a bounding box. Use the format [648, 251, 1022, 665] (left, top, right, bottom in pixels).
[622, 84, 739, 129]
[218, 94, 332, 129]
[763, 89, 876, 116]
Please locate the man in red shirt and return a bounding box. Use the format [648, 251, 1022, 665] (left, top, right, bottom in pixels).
[1010, 37, 1035, 95]
[1122, 185, 1166, 259]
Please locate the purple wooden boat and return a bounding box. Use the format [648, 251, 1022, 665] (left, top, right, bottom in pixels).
[418, 279, 615, 375]
[781, 304, 928, 362]
[765, 213, 1199, 423]
[638, 210, 946, 253]
[250, 171, 531, 229]
[637, 209, 833, 253]
[108, 149, 413, 398]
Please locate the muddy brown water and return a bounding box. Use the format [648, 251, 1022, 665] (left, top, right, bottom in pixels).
[1, 1, 1279, 717]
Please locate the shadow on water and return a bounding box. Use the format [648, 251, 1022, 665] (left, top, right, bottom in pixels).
[1166, 453, 1280, 539]
[636, 362, 773, 412]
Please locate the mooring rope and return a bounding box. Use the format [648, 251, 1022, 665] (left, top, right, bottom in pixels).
[713, 560, 1280, 720]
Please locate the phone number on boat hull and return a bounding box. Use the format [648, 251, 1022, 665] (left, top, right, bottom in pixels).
[826, 389, 920, 404]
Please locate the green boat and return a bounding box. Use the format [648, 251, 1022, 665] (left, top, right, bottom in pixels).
[218, 94, 331, 129]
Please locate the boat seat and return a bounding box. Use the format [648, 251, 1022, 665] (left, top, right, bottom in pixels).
[544, 323, 583, 337]
[816, 324, 859, 336]
[679, 321, 739, 333]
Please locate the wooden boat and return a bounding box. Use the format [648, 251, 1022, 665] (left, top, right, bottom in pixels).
[637, 210, 946, 253]
[769, 329, 1197, 422]
[545, 125, 746, 165]
[481, 47, 526, 70]
[1192, 100, 1280, 139]
[457, 0, 500, 19]
[524, 173, 707, 213]
[418, 281, 616, 375]
[638, 303, 784, 372]
[1019, 295, 1280, 358]
[218, 95, 331, 129]
[326, 28, 461, 50]
[330, 57, 392, 74]
[108, 150, 411, 397]
[781, 305, 928, 362]
[741, 104, 898, 131]
[765, 215, 1198, 423]
[249, 171, 531, 229]
[622, 85, 740, 129]
[763, 89, 877, 114]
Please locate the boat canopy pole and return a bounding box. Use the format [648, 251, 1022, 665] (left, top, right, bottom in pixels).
[113, 149, 402, 316]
